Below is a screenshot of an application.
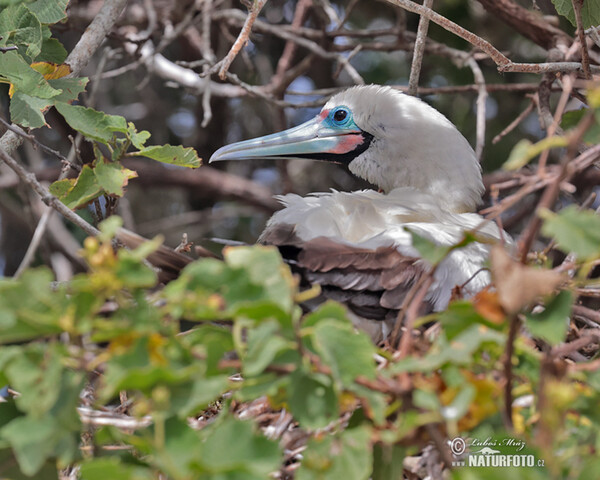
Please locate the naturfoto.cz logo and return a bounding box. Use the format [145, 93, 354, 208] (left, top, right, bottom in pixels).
[450, 437, 545, 468]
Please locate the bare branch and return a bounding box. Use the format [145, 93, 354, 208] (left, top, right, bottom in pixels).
[219, 0, 268, 80]
[0, 148, 99, 237]
[408, 0, 434, 96]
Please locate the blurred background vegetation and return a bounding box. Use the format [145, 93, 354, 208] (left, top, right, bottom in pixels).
[0, 0, 586, 277]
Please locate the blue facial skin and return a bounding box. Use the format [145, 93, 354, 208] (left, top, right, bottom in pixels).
[324, 106, 358, 130]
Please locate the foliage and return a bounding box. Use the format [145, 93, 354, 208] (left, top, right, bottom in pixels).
[0, 0, 200, 212]
[0, 212, 598, 478]
[1, 0, 600, 479]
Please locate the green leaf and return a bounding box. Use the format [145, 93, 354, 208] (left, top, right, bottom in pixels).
[288, 369, 339, 429]
[0, 51, 59, 98]
[172, 375, 230, 418]
[0, 269, 65, 343]
[561, 109, 600, 144]
[47, 76, 88, 103]
[540, 206, 600, 259]
[408, 230, 451, 265]
[525, 290, 572, 346]
[243, 320, 292, 377]
[0, 416, 59, 476]
[49, 164, 103, 209]
[9, 91, 52, 128]
[55, 102, 128, 144]
[80, 458, 154, 480]
[127, 122, 151, 149]
[298, 426, 372, 480]
[199, 416, 281, 477]
[437, 300, 502, 340]
[391, 325, 505, 373]
[38, 36, 68, 63]
[551, 0, 600, 28]
[28, 0, 69, 24]
[224, 246, 296, 313]
[136, 144, 201, 168]
[0, 4, 42, 59]
[503, 136, 569, 171]
[94, 160, 137, 196]
[312, 319, 376, 388]
[115, 256, 157, 288]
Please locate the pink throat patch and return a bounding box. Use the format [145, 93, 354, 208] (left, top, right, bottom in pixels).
[330, 134, 364, 154]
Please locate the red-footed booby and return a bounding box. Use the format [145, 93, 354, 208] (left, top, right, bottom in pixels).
[209, 85, 503, 341]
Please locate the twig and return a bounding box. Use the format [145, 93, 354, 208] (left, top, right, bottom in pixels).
[492, 99, 534, 144]
[503, 314, 520, 431]
[218, 0, 268, 80]
[0, 116, 69, 163]
[466, 57, 487, 161]
[13, 206, 53, 279]
[396, 275, 435, 355]
[572, 0, 592, 79]
[517, 110, 595, 262]
[272, 0, 311, 89]
[407, 0, 434, 96]
[384, 0, 510, 67]
[538, 74, 575, 175]
[0, 148, 99, 237]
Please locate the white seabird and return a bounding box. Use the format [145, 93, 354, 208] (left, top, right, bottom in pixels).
[209, 85, 505, 341]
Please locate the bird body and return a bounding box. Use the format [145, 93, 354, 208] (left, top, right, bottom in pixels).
[206, 85, 506, 340]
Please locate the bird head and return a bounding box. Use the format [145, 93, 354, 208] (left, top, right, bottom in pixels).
[210, 85, 484, 212]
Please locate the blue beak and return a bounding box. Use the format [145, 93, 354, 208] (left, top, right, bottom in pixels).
[209, 116, 366, 164]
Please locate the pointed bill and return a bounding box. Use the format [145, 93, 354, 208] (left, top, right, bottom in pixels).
[209, 116, 367, 164]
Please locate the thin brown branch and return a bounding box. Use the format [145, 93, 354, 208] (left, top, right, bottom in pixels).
[572, 0, 592, 79]
[384, 0, 510, 67]
[503, 314, 520, 431]
[218, 0, 268, 80]
[407, 0, 434, 96]
[517, 111, 595, 262]
[0, 149, 99, 237]
[492, 100, 535, 144]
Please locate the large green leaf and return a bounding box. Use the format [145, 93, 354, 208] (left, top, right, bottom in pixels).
[243, 320, 292, 376]
[48, 164, 103, 209]
[0, 51, 59, 98]
[136, 144, 201, 168]
[298, 426, 373, 480]
[525, 290, 572, 346]
[28, 0, 70, 24]
[540, 206, 600, 259]
[9, 91, 52, 128]
[198, 417, 281, 477]
[94, 159, 137, 196]
[55, 102, 128, 144]
[551, 0, 600, 28]
[312, 319, 376, 388]
[47, 76, 88, 103]
[288, 369, 339, 429]
[0, 4, 42, 59]
[80, 458, 154, 480]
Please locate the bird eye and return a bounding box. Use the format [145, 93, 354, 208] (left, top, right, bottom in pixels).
[333, 108, 348, 122]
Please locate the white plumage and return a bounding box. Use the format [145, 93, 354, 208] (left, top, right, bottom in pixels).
[210, 85, 506, 341]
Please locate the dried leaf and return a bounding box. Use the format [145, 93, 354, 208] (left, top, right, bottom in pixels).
[490, 245, 564, 314]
